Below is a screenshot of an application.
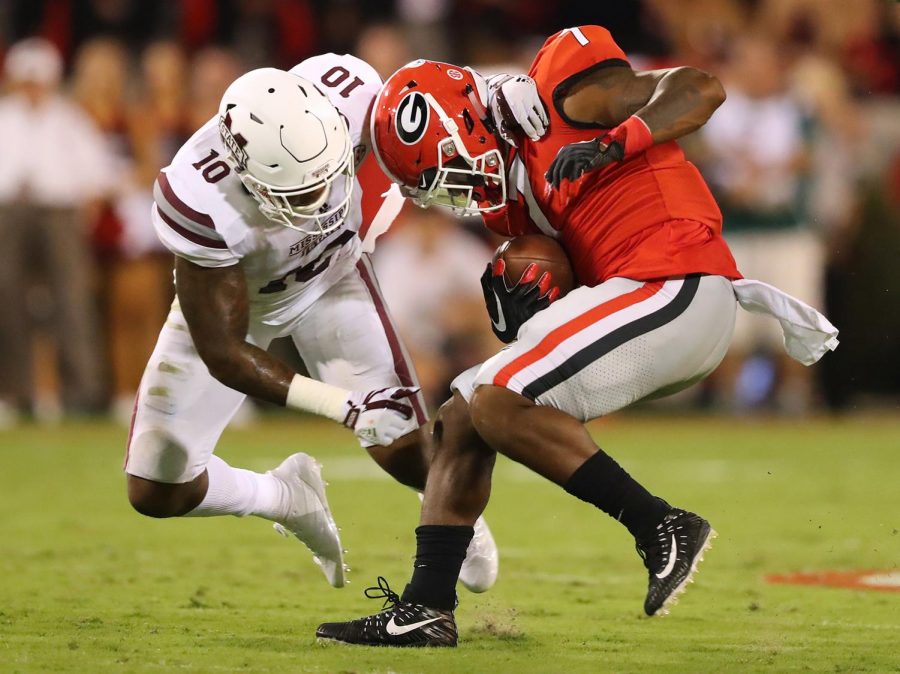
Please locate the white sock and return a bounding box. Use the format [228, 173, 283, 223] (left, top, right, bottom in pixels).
[185, 455, 289, 521]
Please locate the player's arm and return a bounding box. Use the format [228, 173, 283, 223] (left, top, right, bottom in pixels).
[175, 257, 417, 444]
[547, 66, 726, 188]
[564, 65, 725, 142]
[176, 256, 293, 404]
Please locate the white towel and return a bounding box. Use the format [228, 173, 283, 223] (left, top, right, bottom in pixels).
[361, 183, 406, 254]
[732, 279, 839, 366]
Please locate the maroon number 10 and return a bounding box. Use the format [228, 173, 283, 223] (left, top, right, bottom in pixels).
[192, 149, 231, 184]
[320, 66, 365, 98]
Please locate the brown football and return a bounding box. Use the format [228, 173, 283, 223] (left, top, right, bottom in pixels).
[493, 234, 575, 298]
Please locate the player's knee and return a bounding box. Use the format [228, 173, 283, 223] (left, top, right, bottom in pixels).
[433, 392, 475, 447]
[126, 474, 192, 518]
[469, 385, 529, 446]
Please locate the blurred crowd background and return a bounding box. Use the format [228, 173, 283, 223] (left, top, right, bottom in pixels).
[0, 0, 897, 427]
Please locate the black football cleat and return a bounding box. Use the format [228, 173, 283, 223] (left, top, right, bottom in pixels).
[636, 508, 716, 616]
[316, 577, 457, 647]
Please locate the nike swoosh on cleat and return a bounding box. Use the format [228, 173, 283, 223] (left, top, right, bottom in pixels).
[491, 290, 507, 332]
[385, 616, 442, 636]
[655, 534, 678, 579]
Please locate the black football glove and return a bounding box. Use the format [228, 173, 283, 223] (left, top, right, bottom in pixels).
[546, 116, 654, 190]
[545, 134, 624, 190]
[480, 259, 559, 343]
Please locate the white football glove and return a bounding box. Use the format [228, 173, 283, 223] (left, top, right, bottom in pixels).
[487, 74, 549, 146]
[342, 386, 419, 446]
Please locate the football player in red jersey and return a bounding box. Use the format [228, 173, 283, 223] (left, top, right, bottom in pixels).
[315, 27, 838, 646]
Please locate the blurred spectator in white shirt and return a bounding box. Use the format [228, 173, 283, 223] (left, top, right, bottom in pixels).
[698, 34, 822, 413]
[0, 37, 114, 424]
[0, 40, 113, 204]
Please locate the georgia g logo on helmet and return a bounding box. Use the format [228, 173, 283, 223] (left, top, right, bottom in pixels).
[396, 92, 429, 145]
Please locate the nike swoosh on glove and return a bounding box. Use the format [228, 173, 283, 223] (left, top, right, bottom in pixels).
[480, 259, 559, 343]
[344, 387, 419, 446]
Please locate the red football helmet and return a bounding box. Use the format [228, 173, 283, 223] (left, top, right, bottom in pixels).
[370, 60, 507, 217]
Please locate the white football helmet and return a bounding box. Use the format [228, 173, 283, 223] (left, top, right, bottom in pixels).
[217, 68, 353, 234]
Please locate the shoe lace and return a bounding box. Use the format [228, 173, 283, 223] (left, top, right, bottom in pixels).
[635, 538, 658, 571]
[364, 576, 401, 610]
[635, 517, 676, 572]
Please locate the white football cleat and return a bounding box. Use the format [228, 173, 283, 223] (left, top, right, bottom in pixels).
[459, 515, 498, 593]
[270, 453, 346, 588]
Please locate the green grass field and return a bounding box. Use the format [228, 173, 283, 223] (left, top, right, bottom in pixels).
[1, 414, 898, 673]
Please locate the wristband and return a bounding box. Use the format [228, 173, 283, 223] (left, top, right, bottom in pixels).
[285, 374, 348, 421]
[614, 115, 654, 157]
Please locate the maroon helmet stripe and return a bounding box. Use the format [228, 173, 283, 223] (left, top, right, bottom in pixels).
[156, 205, 229, 249]
[158, 171, 217, 230]
[356, 255, 428, 425]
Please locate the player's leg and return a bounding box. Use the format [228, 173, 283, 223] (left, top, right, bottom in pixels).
[469, 274, 736, 615]
[421, 392, 496, 526]
[293, 254, 497, 592]
[125, 301, 344, 585]
[406, 390, 497, 598]
[317, 274, 738, 640]
[316, 390, 495, 646]
[125, 302, 263, 516]
[378, 279, 695, 627]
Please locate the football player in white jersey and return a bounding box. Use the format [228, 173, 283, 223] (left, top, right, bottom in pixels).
[124, 53, 546, 592]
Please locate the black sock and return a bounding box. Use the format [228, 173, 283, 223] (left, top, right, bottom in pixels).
[401, 524, 473, 610]
[564, 449, 671, 539]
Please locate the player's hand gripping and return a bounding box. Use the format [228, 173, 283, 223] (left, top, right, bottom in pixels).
[487, 74, 549, 147]
[481, 259, 560, 343]
[342, 387, 419, 446]
[546, 115, 653, 189]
